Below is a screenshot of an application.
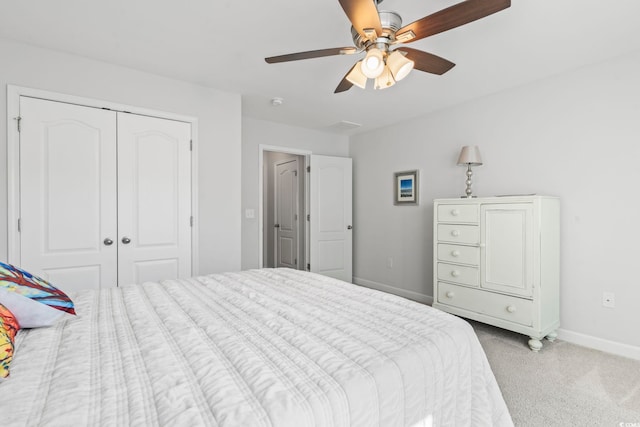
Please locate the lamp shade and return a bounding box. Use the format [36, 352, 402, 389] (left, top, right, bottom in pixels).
[457, 145, 483, 166]
[387, 50, 414, 81]
[374, 66, 395, 90]
[346, 61, 367, 89]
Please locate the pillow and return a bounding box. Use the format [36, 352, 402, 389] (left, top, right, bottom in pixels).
[0, 302, 20, 378]
[0, 262, 75, 328]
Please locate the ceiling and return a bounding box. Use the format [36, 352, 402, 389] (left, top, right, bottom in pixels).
[2, 0, 640, 135]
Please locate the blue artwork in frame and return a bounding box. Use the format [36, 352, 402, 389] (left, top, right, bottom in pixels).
[394, 170, 419, 205]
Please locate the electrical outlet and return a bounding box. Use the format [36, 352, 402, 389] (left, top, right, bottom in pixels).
[387, 257, 393, 269]
[602, 292, 615, 308]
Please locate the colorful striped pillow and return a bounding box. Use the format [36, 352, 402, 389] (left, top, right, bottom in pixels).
[0, 262, 75, 328]
[0, 302, 20, 378]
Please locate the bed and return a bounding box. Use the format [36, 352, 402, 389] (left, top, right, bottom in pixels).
[2, 268, 512, 426]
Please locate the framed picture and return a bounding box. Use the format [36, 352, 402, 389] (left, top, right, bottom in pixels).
[394, 170, 419, 205]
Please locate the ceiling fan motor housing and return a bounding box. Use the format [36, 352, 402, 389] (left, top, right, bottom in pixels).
[351, 10, 402, 50]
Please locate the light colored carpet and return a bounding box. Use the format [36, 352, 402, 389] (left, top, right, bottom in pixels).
[470, 320, 640, 426]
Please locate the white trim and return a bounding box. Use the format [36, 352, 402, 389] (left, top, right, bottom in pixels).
[189, 121, 200, 276]
[7, 87, 20, 263]
[558, 328, 640, 361]
[6, 84, 200, 276]
[7, 85, 196, 122]
[353, 277, 434, 305]
[258, 145, 312, 269]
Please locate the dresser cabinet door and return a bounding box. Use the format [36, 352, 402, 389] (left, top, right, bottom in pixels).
[480, 203, 534, 297]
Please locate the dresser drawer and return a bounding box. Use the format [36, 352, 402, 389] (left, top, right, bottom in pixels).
[437, 243, 479, 266]
[437, 282, 533, 326]
[437, 262, 479, 287]
[437, 224, 479, 244]
[437, 204, 478, 223]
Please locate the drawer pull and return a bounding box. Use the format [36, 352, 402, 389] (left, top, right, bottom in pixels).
[445, 291, 455, 298]
[451, 270, 461, 277]
[451, 230, 460, 237]
[506, 305, 517, 313]
[451, 209, 460, 216]
[451, 250, 460, 257]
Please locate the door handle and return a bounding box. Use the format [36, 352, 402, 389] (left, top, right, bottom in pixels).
[347, 225, 353, 230]
[103, 238, 113, 246]
[274, 224, 280, 228]
[121, 237, 131, 244]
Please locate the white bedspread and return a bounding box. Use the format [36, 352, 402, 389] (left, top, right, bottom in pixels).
[2, 269, 512, 426]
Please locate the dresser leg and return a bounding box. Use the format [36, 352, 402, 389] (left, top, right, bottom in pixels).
[528, 337, 543, 352]
[545, 331, 558, 342]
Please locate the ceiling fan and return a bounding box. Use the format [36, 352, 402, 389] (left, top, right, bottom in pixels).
[265, 0, 511, 93]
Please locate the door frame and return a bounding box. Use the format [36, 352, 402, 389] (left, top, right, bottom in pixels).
[258, 145, 311, 269]
[6, 85, 200, 276]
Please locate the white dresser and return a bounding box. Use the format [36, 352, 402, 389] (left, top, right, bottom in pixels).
[433, 196, 560, 351]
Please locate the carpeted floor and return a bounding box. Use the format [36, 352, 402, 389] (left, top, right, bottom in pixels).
[470, 320, 640, 427]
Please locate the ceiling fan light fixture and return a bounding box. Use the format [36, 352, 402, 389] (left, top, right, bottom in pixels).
[387, 50, 414, 81]
[346, 61, 368, 89]
[361, 48, 385, 78]
[265, 0, 511, 94]
[374, 66, 396, 90]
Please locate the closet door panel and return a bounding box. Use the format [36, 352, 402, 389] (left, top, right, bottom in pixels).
[19, 97, 118, 293]
[117, 113, 192, 285]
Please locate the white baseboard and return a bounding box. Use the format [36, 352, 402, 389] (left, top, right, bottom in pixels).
[353, 277, 433, 305]
[558, 328, 640, 361]
[353, 277, 640, 361]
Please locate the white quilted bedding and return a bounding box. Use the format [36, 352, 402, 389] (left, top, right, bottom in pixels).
[2, 269, 512, 427]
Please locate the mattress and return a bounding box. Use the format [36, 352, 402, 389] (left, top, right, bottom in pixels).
[2, 268, 512, 426]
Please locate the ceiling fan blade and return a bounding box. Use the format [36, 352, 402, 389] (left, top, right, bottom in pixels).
[396, 48, 455, 75]
[338, 0, 382, 39]
[396, 0, 510, 43]
[265, 47, 357, 64]
[334, 64, 357, 93]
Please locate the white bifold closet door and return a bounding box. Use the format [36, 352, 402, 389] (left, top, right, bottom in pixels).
[19, 97, 191, 293]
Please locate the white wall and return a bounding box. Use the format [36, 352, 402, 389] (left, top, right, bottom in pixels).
[350, 50, 640, 351]
[0, 40, 242, 274]
[242, 118, 349, 269]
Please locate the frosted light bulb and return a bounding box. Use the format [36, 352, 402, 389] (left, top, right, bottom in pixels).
[360, 48, 384, 78]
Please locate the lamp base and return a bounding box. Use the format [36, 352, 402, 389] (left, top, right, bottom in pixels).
[462, 165, 475, 198]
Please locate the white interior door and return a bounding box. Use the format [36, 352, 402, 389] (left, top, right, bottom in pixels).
[117, 113, 192, 285]
[19, 97, 118, 293]
[309, 155, 353, 282]
[275, 159, 299, 269]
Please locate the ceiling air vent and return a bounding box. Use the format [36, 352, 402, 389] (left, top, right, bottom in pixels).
[327, 120, 362, 133]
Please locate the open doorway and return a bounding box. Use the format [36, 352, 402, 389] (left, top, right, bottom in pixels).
[262, 150, 307, 270]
